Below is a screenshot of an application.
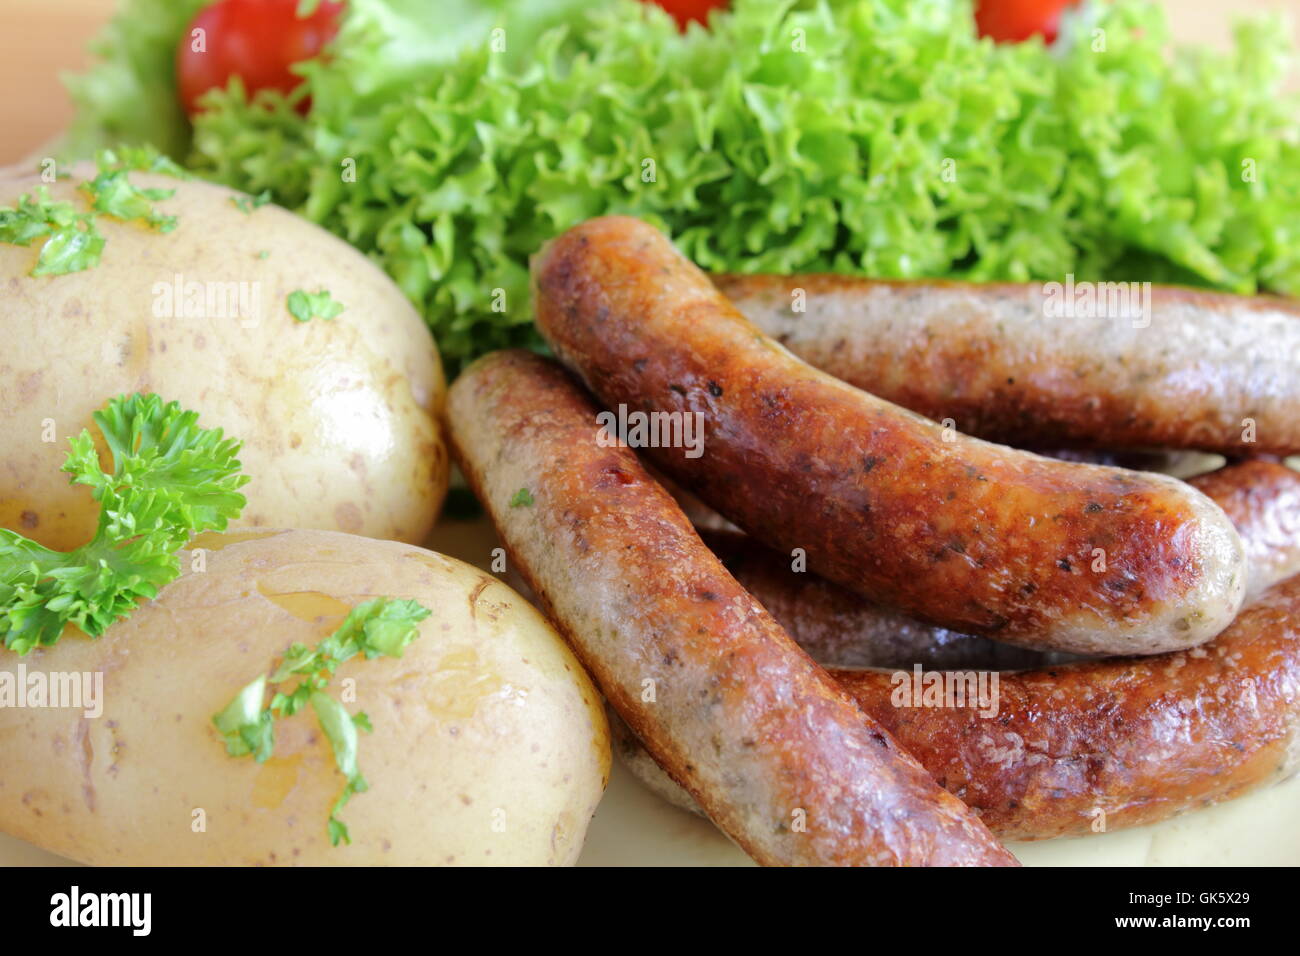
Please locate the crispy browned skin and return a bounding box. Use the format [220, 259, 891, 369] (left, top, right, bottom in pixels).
[705, 461, 1300, 671]
[837, 574, 1300, 840]
[498, 530, 1052, 669]
[1188, 460, 1300, 599]
[670, 449, 1221, 529]
[532, 216, 1247, 656]
[446, 350, 1017, 866]
[715, 273, 1300, 455]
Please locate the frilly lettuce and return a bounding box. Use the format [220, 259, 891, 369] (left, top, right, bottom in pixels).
[63, 0, 211, 159]
[66, 0, 1300, 369]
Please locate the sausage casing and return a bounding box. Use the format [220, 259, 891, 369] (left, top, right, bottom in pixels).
[839, 573, 1300, 839]
[703, 529, 1066, 671]
[703, 461, 1300, 670]
[1189, 460, 1300, 599]
[715, 274, 1300, 455]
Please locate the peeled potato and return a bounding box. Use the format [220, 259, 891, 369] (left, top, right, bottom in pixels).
[0, 529, 609, 865]
[0, 164, 447, 549]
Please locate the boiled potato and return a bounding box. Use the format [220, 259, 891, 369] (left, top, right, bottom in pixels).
[0, 529, 609, 865]
[0, 164, 447, 550]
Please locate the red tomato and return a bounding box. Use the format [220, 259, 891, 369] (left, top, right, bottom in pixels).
[176, 0, 344, 116]
[643, 0, 728, 31]
[974, 0, 1075, 44]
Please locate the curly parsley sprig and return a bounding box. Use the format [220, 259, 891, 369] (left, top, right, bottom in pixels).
[213, 597, 431, 846]
[0, 393, 248, 655]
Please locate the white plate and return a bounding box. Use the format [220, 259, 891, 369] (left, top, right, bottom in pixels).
[3, 516, 1297, 866]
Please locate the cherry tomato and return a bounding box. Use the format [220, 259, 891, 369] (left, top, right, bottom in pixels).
[974, 0, 1075, 44]
[642, 0, 728, 31]
[176, 0, 344, 116]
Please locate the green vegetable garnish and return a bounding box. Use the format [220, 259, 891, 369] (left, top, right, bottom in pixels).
[0, 187, 105, 277]
[0, 188, 73, 246]
[309, 692, 370, 848]
[80, 172, 176, 234]
[95, 143, 193, 180]
[0, 147, 182, 276]
[0, 394, 248, 656]
[213, 597, 431, 845]
[63, 0, 211, 160]
[287, 289, 345, 322]
[509, 488, 534, 508]
[230, 189, 272, 214]
[80, 147, 180, 233]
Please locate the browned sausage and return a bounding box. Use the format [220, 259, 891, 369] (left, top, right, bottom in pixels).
[446, 349, 1017, 866]
[837, 573, 1300, 839]
[1189, 460, 1300, 599]
[703, 461, 1300, 670]
[618, 572, 1300, 839]
[667, 450, 1222, 530]
[532, 216, 1247, 656]
[714, 273, 1300, 455]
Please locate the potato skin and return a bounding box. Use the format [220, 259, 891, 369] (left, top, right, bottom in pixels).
[0, 166, 447, 549]
[0, 529, 609, 865]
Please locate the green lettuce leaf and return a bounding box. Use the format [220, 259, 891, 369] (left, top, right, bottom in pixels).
[62, 0, 212, 160]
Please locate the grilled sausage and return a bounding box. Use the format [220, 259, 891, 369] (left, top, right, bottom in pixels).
[839, 573, 1300, 839]
[667, 450, 1223, 532]
[1189, 460, 1300, 599]
[608, 706, 704, 817]
[701, 461, 1300, 670]
[446, 349, 1017, 866]
[714, 274, 1300, 455]
[532, 216, 1248, 656]
[619, 574, 1300, 840]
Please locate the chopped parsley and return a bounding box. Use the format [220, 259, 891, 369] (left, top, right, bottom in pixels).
[287, 289, 345, 322]
[213, 597, 431, 846]
[230, 189, 272, 214]
[80, 166, 177, 233]
[0, 147, 182, 276]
